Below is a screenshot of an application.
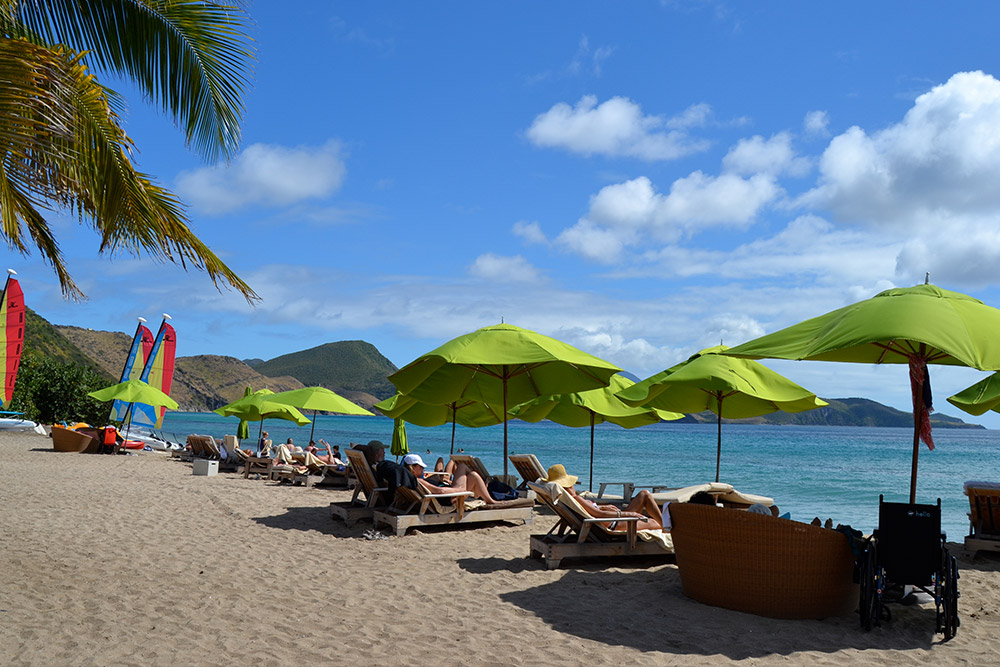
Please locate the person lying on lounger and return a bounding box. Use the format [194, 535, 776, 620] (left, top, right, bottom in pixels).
[541, 464, 664, 532]
[402, 454, 503, 505]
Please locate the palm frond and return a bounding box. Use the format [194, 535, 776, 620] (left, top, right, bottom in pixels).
[15, 0, 255, 161]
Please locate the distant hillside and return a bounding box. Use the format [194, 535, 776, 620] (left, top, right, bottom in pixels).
[254, 340, 398, 402]
[24, 310, 112, 379]
[682, 397, 984, 429]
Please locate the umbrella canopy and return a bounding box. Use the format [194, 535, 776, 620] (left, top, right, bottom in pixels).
[267, 386, 374, 442]
[948, 372, 1000, 416]
[374, 393, 507, 455]
[724, 283, 1000, 502]
[618, 346, 827, 483]
[510, 374, 682, 490]
[89, 379, 179, 410]
[391, 418, 408, 458]
[215, 389, 311, 452]
[88, 379, 179, 443]
[389, 323, 622, 476]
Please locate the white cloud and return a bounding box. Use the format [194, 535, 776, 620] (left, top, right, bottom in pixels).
[526, 95, 711, 161]
[722, 132, 811, 177]
[665, 102, 712, 129]
[803, 110, 829, 136]
[469, 254, 542, 283]
[803, 71, 1000, 225]
[513, 220, 548, 245]
[176, 140, 346, 215]
[557, 173, 780, 262]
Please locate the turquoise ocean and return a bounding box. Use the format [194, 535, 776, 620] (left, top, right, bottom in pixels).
[160, 411, 999, 540]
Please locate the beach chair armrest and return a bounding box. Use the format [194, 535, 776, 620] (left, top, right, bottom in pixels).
[427, 491, 473, 500]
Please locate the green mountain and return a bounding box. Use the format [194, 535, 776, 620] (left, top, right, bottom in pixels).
[682, 397, 984, 429]
[24, 309, 113, 380]
[253, 340, 398, 404]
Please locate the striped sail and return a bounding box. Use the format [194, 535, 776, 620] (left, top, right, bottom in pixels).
[132, 321, 176, 429]
[0, 277, 25, 408]
[109, 322, 154, 422]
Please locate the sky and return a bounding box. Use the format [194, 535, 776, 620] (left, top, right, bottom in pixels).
[11, 1, 1000, 426]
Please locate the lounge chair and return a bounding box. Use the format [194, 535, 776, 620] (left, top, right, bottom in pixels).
[964, 480, 1000, 555]
[331, 449, 391, 526]
[668, 502, 858, 619]
[51, 427, 98, 453]
[508, 454, 546, 489]
[374, 482, 534, 537]
[527, 481, 673, 569]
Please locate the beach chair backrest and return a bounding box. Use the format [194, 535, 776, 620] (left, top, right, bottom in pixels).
[966, 484, 1000, 536]
[876, 496, 941, 585]
[528, 481, 615, 542]
[186, 434, 205, 456]
[509, 454, 545, 486]
[346, 449, 377, 495]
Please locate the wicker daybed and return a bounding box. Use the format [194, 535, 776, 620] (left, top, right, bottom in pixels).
[668, 503, 859, 619]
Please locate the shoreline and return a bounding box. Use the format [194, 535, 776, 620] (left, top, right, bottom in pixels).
[3, 429, 999, 665]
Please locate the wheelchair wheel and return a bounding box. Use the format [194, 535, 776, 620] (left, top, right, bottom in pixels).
[859, 539, 881, 631]
[941, 551, 960, 640]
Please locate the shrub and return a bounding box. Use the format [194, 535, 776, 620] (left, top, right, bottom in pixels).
[9, 354, 111, 425]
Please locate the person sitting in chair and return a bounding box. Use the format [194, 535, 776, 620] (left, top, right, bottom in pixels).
[541, 464, 664, 532]
[402, 454, 501, 505]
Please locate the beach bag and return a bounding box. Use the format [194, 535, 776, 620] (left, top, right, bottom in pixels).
[488, 480, 518, 501]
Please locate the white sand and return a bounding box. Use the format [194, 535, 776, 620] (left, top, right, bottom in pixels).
[1, 430, 998, 666]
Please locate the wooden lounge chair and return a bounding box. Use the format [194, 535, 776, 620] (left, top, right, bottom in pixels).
[374, 483, 534, 537]
[964, 481, 1000, 555]
[668, 502, 858, 619]
[331, 449, 391, 526]
[508, 454, 546, 489]
[527, 481, 673, 569]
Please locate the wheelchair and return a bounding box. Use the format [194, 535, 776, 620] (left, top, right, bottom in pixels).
[858, 495, 959, 639]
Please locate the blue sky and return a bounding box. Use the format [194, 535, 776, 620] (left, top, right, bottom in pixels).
[11, 2, 1000, 426]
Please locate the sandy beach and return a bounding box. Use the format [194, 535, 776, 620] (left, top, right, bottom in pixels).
[2, 430, 999, 666]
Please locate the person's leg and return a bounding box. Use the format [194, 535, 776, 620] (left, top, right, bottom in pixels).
[445, 458, 457, 475]
[451, 464, 496, 504]
[626, 490, 663, 525]
[434, 457, 445, 472]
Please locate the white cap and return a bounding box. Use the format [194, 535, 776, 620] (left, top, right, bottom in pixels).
[402, 454, 427, 468]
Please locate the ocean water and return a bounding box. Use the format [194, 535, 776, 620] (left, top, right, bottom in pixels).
[160, 411, 1000, 540]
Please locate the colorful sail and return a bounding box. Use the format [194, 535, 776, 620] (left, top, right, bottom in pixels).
[109, 319, 154, 422]
[0, 273, 25, 408]
[132, 317, 176, 429]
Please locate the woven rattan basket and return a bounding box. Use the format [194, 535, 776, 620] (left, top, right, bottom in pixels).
[668, 503, 859, 619]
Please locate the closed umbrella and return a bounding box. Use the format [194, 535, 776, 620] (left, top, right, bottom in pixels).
[391, 418, 408, 459]
[267, 386, 374, 442]
[236, 385, 252, 441]
[724, 283, 1000, 502]
[510, 374, 682, 491]
[88, 379, 179, 444]
[618, 346, 826, 483]
[389, 323, 621, 477]
[374, 393, 507, 455]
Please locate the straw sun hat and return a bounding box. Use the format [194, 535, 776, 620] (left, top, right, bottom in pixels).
[541, 464, 578, 488]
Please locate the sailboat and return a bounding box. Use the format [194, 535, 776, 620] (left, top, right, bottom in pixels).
[127, 314, 181, 451]
[0, 269, 41, 433]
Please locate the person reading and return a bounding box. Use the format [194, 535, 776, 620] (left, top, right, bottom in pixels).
[402, 454, 502, 505]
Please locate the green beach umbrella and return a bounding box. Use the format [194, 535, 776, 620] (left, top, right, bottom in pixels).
[947, 372, 1000, 416]
[267, 386, 374, 442]
[88, 379, 179, 444]
[237, 385, 252, 441]
[618, 346, 827, 483]
[389, 323, 622, 477]
[391, 418, 409, 458]
[724, 283, 1000, 503]
[374, 392, 507, 455]
[215, 389, 311, 452]
[510, 374, 683, 491]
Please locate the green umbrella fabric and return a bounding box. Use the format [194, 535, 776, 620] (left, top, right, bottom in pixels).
[389, 323, 622, 476]
[947, 372, 1000, 416]
[617, 346, 826, 482]
[391, 418, 408, 458]
[510, 374, 682, 490]
[237, 385, 252, 441]
[374, 393, 507, 455]
[724, 283, 1000, 502]
[215, 389, 311, 453]
[267, 386, 374, 442]
[89, 379, 179, 409]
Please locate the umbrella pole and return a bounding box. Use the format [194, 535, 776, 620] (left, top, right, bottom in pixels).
[589, 412, 595, 492]
[715, 395, 723, 483]
[310, 410, 317, 443]
[503, 369, 509, 478]
[258, 420, 264, 455]
[450, 405, 457, 456]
